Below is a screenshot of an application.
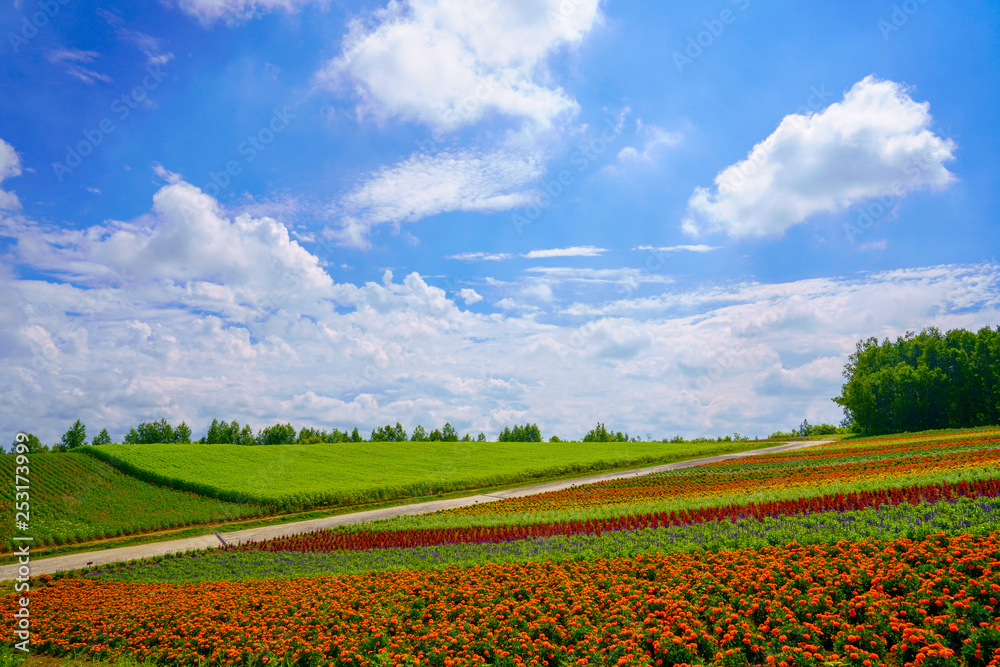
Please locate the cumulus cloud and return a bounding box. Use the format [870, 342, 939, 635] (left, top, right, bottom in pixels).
[682, 76, 957, 238]
[3, 173, 998, 443]
[13, 179, 333, 329]
[0, 139, 22, 210]
[458, 288, 483, 305]
[615, 123, 683, 165]
[319, 0, 602, 131]
[329, 148, 545, 247]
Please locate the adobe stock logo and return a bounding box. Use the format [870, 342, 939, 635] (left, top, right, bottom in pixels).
[200, 106, 296, 197]
[6, 0, 69, 55]
[52, 64, 169, 182]
[672, 0, 752, 73]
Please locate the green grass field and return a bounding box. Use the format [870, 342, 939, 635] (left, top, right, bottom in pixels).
[0, 453, 271, 551]
[79, 438, 781, 510]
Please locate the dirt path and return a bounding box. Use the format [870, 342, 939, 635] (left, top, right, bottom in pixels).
[0, 439, 830, 579]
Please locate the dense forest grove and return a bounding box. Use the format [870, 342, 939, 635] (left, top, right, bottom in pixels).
[835, 326, 1000, 434]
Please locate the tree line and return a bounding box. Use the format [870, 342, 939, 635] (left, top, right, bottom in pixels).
[834, 326, 1000, 435]
[9, 417, 831, 453]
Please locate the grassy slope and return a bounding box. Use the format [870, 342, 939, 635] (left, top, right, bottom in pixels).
[79, 438, 781, 509]
[0, 453, 268, 551]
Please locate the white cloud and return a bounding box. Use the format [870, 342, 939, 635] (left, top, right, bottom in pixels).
[173, 0, 312, 25]
[634, 244, 720, 253]
[616, 123, 683, 165]
[458, 288, 483, 305]
[119, 28, 175, 66]
[683, 76, 957, 238]
[447, 252, 514, 262]
[320, 0, 602, 131]
[0, 139, 22, 210]
[3, 178, 999, 443]
[15, 179, 332, 309]
[523, 246, 607, 259]
[859, 240, 888, 252]
[46, 48, 113, 84]
[449, 246, 608, 261]
[525, 266, 673, 285]
[329, 148, 545, 247]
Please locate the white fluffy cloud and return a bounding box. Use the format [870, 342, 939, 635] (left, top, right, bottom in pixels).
[683, 76, 957, 238]
[17, 180, 331, 300]
[329, 148, 545, 247]
[458, 288, 483, 305]
[321, 0, 602, 131]
[615, 123, 683, 165]
[0, 139, 22, 210]
[3, 177, 999, 444]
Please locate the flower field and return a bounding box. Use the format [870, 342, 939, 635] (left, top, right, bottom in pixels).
[5, 428, 1000, 666]
[441, 432, 1000, 518]
[234, 478, 1000, 554]
[9, 532, 1000, 666]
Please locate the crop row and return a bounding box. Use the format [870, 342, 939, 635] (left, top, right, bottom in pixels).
[705, 432, 1000, 467]
[0, 454, 270, 551]
[446, 438, 1000, 517]
[88, 495, 1000, 583]
[9, 531, 1000, 666]
[237, 477, 1000, 554]
[80, 438, 776, 512]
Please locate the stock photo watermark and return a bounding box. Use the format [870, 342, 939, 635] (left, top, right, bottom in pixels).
[843, 128, 958, 244]
[878, 0, 930, 40]
[717, 84, 834, 195]
[6, 0, 68, 55]
[672, 0, 752, 73]
[511, 112, 625, 234]
[11, 432, 33, 653]
[51, 63, 170, 182]
[28, 267, 134, 374]
[201, 106, 296, 198]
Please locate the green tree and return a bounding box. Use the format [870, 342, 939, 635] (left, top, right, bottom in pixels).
[411, 425, 427, 441]
[257, 422, 297, 445]
[60, 419, 87, 450]
[123, 419, 176, 444]
[296, 427, 351, 444]
[175, 422, 192, 443]
[350, 427, 363, 443]
[10, 432, 46, 453]
[582, 422, 627, 442]
[498, 423, 542, 442]
[835, 326, 1000, 434]
[476, 432, 486, 442]
[441, 422, 459, 442]
[91, 428, 112, 446]
[370, 422, 407, 442]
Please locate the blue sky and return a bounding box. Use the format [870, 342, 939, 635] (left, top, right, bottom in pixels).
[1, 0, 998, 443]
